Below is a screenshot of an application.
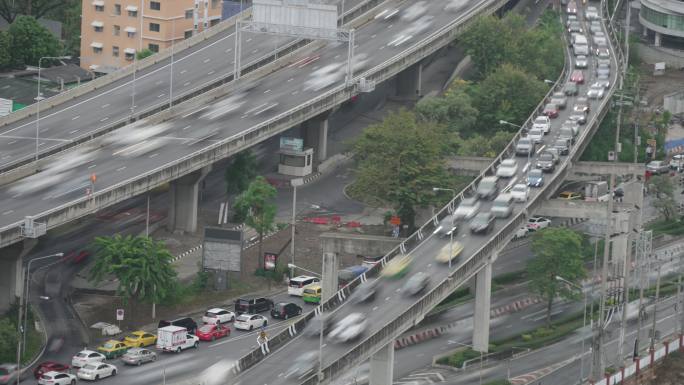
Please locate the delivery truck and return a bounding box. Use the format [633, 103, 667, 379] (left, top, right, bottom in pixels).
[156, 325, 199, 353]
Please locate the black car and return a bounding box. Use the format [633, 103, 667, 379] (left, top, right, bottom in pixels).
[536, 152, 556, 173]
[158, 317, 198, 333]
[234, 297, 274, 314]
[271, 302, 302, 319]
[470, 212, 495, 234]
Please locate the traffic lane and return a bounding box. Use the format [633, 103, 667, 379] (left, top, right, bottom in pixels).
[0, 0, 482, 226]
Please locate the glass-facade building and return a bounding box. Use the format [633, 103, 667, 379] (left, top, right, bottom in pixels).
[640, 0, 684, 42]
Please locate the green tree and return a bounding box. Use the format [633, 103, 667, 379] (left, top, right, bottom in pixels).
[471, 63, 547, 133]
[352, 109, 449, 230]
[528, 228, 586, 326]
[0, 0, 68, 24]
[8, 15, 61, 67]
[648, 175, 677, 221]
[233, 176, 277, 270]
[89, 235, 178, 303]
[461, 15, 513, 79]
[0, 317, 17, 363]
[0, 31, 10, 69]
[137, 48, 154, 60]
[415, 87, 479, 136]
[62, 0, 81, 56]
[455, 131, 515, 157]
[225, 150, 258, 195]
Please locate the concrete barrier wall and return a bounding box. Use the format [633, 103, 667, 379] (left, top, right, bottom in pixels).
[319, 232, 405, 255]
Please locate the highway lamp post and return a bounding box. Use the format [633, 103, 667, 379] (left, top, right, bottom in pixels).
[506, 347, 529, 381]
[169, 18, 177, 109]
[131, 0, 143, 117]
[35, 56, 71, 161]
[16, 252, 64, 385]
[432, 187, 456, 269]
[556, 275, 588, 384]
[291, 179, 303, 277]
[650, 262, 662, 351]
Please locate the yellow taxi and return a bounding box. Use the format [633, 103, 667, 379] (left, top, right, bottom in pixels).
[96, 340, 129, 359]
[558, 191, 583, 200]
[435, 242, 464, 263]
[302, 284, 322, 304]
[123, 331, 157, 348]
[381, 254, 412, 279]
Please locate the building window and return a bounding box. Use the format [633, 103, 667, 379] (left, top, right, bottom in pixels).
[93, 46, 103, 54]
[210, 18, 220, 27]
[125, 52, 134, 61]
[127, 31, 135, 37]
[148, 43, 159, 52]
[150, 1, 160, 10]
[113, 46, 119, 57]
[184, 30, 193, 39]
[149, 23, 160, 32]
[128, 10, 137, 17]
[185, 9, 193, 19]
[95, 4, 104, 11]
[94, 25, 103, 32]
[113, 25, 120, 36]
[114, 4, 121, 15]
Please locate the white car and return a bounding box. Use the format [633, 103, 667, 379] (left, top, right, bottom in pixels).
[234, 314, 268, 331]
[71, 349, 106, 368]
[527, 216, 552, 231]
[496, 159, 518, 178]
[528, 128, 544, 144]
[532, 116, 551, 134]
[513, 227, 529, 240]
[587, 84, 605, 99]
[574, 55, 588, 69]
[38, 371, 78, 385]
[453, 197, 480, 220]
[77, 363, 117, 381]
[510, 184, 529, 202]
[202, 308, 235, 324]
[328, 313, 367, 343]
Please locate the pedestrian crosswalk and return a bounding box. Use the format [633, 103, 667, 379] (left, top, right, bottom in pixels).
[393, 369, 448, 384]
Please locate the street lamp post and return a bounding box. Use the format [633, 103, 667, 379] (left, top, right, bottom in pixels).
[36, 56, 71, 161]
[16, 252, 64, 385]
[291, 179, 303, 277]
[433, 187, 457, 269]
[556, 275, 588, 384]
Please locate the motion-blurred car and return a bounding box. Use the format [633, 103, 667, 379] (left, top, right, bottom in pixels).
[285, 351, 319, 379]
[435, 242, 464, 264]
[476, 176, 499, 200]
[536, 152, 556, 173]
[96, 340, 128, 359]
[433, 214, 458, 237]
[587, 85, 605, 99]
[568, 113, 587, 125]
[527, 217, 552, 230]
[532, 116, 551, 134]
[328, 313, 367, 343]
[202, 308, 236, 324]
[496, 159, 519, 178]
[543, 103, 559, 118]
[71, 350, 105, 368]
[510, 184, 529, 202]
[0, 364, 19, 385]
[445, 0, 467, 11]
[270, 302, 302, 319]
[470, 212, 495, 234]
[381, 254, 413, 279]
[402, 272, 430, 296]
[490, 193, 514, 218]
[37, 371, 77, 385]
[121, 348, 157, 366]
[195, 324, 231, 341]
[550, 92, 567, 109]
[527, 169, 544, 187]
[401, 1, 427, 21]
[234, 314, 268, 331]
[453, 197, 481, 220]
[374, 8, 399, 20]
[563, 82, 578, 96]
[123, 331, 157, 348]
[574, 55, 588, 69]
[34, 362, 69, 379]
[77, 363, 117, 381]
[304, 314, 336, 338]
[545, 147, 561, 163]
[351, 279, 380, 304]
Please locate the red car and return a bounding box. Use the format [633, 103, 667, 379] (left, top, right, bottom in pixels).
[33, 361, 69, 379]
[570, 70, 584, 84]
[196, 324, 230, 341]
[62, 250, 90, 264]
[542, 103, 559, 118]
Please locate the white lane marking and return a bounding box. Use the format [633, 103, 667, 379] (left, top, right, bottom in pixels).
[182, 125, 191, 130]
[155, 80, 163, 85]
[100, 117, 109, 122]
[379, 46, 385, 51]
[246, 38, 252, 42]
[243, 103, 269, 115]
[180, 69, 187, 74]
[502, 176, 518, 193]
[88, 164, 97, 169]
[291, 91, 299, 96]
[333, 54, 340, 59]
[371, 34, 376, 39]
[116, 166, 126, 172]
[372, 306, 378, 311]
[112, 140, 148, 156]
[181, 106, 208, 118]
[252, 49, 259, 54]
[149, 153, 159, 158]
[225, 48, 232, 53]
[183, 81, 191, 87]
[387, 24, 393, 28]
[157, 93, 165, 98]
[38, 142, 45, 147]
[385, 297, 391, 301]
[7, 140, 16, 145]
[101, 104, 110, 108]
[3, 210, 14, 215]
[72, 115, 80, 120]
[203, 58, 211, 63]
[264, 89, 271, 94]
[287, 78, 293, 82]
[207, 70, 215, 75]
[536, 144, 546, 154]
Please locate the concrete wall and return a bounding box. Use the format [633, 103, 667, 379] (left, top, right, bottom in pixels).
[446, 156, 492, 175]
[637, 43, 684, 69]
[664, 91, 684, 115]
[319, 232, 404, 256]
[569, 161, 645, 179]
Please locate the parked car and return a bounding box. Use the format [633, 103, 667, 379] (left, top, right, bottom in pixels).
[559, 191, 583, 200]
[234, 314, 268, 331]
[510, 183, 529, 202]
[96, 340, 128, 359]
[121, 348, 157, 366]
[328, 313, 367, 343]
[476, 176, 499, 200]
[496, 158, 519, 178]
[570, 70, 584, 84]
[402, 272, 430, 296]
[550, 92, 567, 109]
[513, 227, 529, 240]
[670, 154, 684, 170]
[202, 308, 236, 324]
[527, 216, 552, 230]
[575, 55, 588, 69]
[542, 103, 559, 118]
[470, 212, 495, 234]
[195, 324, 231, 341]
[77, 363, 117, 381]
[271, 302, 303, 319]
[563, 82, 578, 96]
[532, 116, 551, 134]
[536, 151, 556, 172]
[123, 331, 157, 348]
[38, 371, 77, 385]
[158, 317, 198, 334]
[453, 197, 481, 220]
[288, 276, 320, 296]
[516, 137, 536, 156]
[71, 350, 106, 368]
[646, 160, 669, 174]
[587, 84, 605, 99]
[528, 128, 544, 144]
[234, 297, 273, 314]
[527, 169, 544, 187]
[433, 214, 458, 237]
[34, 362, 70, 379]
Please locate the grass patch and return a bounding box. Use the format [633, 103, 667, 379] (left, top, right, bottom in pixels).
[436, 347, 482, 368]
[490, 311, 585, 353]
[492, 270, 527, 286]
[646, 219, 684, 236]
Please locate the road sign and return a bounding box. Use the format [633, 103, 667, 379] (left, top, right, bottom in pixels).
[116, 308, 124, 321]
[390, 216, 401, 225]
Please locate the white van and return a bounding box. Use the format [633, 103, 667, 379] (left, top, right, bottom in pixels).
[288, 275, 320, 296]
[573, 43, 589, 56]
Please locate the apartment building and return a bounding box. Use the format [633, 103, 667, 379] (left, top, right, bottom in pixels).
[80, 0, 223, 73]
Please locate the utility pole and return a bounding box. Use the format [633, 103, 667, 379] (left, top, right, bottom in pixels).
[650, 263, 662, 350]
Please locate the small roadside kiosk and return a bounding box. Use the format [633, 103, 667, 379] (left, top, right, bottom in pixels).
[277, 137, 313, 177]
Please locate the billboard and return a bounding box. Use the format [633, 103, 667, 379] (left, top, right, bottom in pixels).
[250, 0, 339, 39]
[279, 137, 304, 152]
[264, 252, 278, 271]
[202, 227, 243, 272]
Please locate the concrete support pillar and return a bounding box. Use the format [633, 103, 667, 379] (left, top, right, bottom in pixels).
[473, 262, 492, 352]
[0, 240, 36, 313]
[369, 341, 395, 385]
[304, 113, 330, 163]
[395, 62, 423, 100]
[642, 26, 648, 37]
[168, 165, 212, 234]
[321, 252, 338, 302]
[655, 32, 661, 47]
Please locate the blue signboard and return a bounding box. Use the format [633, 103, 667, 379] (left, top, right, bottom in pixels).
[280, 137, 304, 152]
